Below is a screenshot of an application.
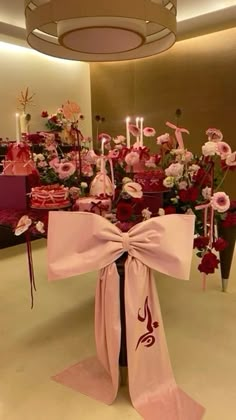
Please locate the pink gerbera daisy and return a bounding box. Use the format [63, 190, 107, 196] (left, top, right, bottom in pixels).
[98, 132, 111, 143]
[58, 162, 76, 179]
[217, 141, 232, 158]
[211, 192, 230, 213]
[143, 127, 156, 137]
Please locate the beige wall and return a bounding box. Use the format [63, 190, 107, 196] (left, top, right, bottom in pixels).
[90, 28, 236, 197]
[0, 38, 92, 139]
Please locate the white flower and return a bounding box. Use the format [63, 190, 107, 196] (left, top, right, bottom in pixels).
[122, 177, 133, 185]
[35, 221, 45, 234]
[113, 135, 126, 145]
[123, 182, 143, 198]
[157, 133, 170, 145]
[80, 182, 88, 189]
[202, 141, 219, 157]
[186, 208, 195, 215]
[165, 163, 184, 178]
[188, 164, 201, 174]
[202, 186, 212, 200]
[142, 208, 152, 220]
[158, 208, 165, 216]
[211, 192, 230, 213]
[163, 176, 175, 188]
[15, 215, 32, 236]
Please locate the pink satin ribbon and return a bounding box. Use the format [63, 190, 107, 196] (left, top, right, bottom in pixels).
[166, 121, 190, 149]
[47, 212, 205, 420]
[195, 202, 215, 290]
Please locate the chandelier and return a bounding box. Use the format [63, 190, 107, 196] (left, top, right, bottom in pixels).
[25, 0, 177, 62]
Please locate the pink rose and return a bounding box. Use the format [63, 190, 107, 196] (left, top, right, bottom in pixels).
[125, 151, 140, 166]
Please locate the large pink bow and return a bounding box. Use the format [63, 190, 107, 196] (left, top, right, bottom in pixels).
[166, 121, 190, 149]
[48, 212, 205, 420]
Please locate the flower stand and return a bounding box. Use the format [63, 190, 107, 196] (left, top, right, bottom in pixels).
[217, 224, 236, 291]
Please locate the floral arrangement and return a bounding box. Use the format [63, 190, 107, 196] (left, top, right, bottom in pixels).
[41, 100, 84, 138]
[13, 103, 236, 290]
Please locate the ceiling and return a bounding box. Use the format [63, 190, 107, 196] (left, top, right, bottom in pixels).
[0, 0, 236, 45]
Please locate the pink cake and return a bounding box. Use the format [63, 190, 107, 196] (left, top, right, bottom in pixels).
[30, 184, 70, 208]
[134, 170, 165, 192]
[74, 196, 112, 216]
[3, 142, 35, 176]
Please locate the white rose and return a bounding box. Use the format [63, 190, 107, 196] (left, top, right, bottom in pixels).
[188, 164, 201, 173]
[163, 176, 175, 188]
[178, 180, 188, 190]
[158, 208, 165, 216]
[165, 163, 184, 178]
[202, 141, 219, 157]
[142, 208, 152, 220]
[202, 186, 212, 200]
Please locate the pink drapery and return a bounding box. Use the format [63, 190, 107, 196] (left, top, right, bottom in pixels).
[47, 212, 205, 419]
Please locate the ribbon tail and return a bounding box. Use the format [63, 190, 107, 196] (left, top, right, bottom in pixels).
[51, 263, 120, 405]
[125, 256, 205, 420]
[175, 130, 184, 149]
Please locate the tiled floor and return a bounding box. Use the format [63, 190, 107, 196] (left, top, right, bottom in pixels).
[0, 239, 235, 420]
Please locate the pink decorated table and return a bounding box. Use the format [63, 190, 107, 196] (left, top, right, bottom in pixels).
[47, 211, 205, 420]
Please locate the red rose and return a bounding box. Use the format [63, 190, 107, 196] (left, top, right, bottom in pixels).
[194, 236, 209, 250]
[41, 111, 48, 118]
[179, 187, 199, 203]
[116, 202, 133, 222]
[212, 238, 228, 252]
[164, 206, 176, 214]
[193, 168, 211, 187]
[198, 252, 220, 275]
[222, 213, 236, 227]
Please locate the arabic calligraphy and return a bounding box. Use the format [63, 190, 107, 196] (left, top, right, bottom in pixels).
[136, 296, 159, 350]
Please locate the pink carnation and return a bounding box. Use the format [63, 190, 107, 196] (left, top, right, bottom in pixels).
[206, 128, 223, 142]
[157, 133, 170, 145]
[49, 157, 60, 171]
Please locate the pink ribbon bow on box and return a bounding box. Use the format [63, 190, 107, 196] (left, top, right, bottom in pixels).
[47, 212, 205, 420]
[166, 121, 190, 149]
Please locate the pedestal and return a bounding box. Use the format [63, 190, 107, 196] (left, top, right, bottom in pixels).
[217, 224, 236, 292]
[0, 175, 30, 210]
[115, 252, 128, 386]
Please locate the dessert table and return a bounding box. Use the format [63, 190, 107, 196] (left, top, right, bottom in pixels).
[47, 211, 205, 420]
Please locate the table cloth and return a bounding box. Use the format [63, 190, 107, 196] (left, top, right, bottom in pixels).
[47, 212, 205, 420]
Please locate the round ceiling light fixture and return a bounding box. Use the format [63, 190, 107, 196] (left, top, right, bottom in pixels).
[25, 0, 177, 62]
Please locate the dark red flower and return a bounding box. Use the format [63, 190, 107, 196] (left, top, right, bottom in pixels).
[212, 238, 228, 252]
[41, 111, 48, 118]
[164, 206, 176, 214]
[194, 236, 209, 250]
[221, 213, 236, 227]
[116, 202, 133, 222]
[179, 186, 199, 203]
[116, 221, 136, 232]
[193, 168, 211, 187]
[198, 252, 220, 275]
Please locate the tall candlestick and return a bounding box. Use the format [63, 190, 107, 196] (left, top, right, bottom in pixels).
[140, 117, 144, 147]
[15, 113, 20, 144]
[136, 117, 140, 147]
[126, 117, 130, 148]
[101, 137, 106, 155]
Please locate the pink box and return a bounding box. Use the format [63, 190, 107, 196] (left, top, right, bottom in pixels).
[0, 175, 30, 210]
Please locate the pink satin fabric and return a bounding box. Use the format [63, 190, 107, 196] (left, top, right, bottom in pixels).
[48, 212, 205, 419]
